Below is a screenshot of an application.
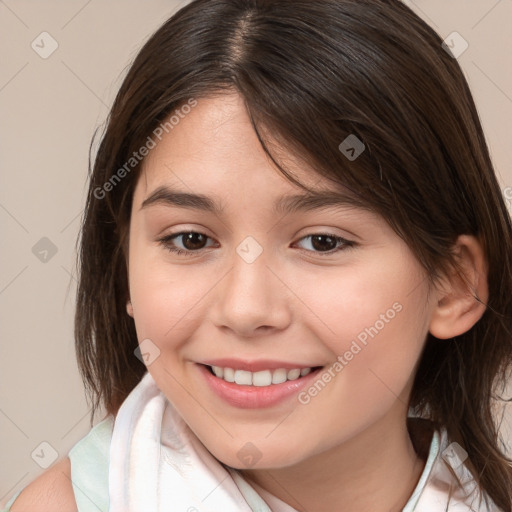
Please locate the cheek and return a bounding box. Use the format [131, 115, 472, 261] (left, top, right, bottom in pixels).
[130, 273, 208, 348]
[127, 239, 208, 344]
[296, 253, 426, 349]
[295, 251, 429, 403]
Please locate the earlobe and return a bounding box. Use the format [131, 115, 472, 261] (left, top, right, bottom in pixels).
[428, 235, 488, 340]
[127, 300, 134, 317]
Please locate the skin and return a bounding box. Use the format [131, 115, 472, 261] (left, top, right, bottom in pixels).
[125, 92, 488, 512]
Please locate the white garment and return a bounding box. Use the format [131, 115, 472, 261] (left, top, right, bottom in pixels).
[108, 371, 502, 511]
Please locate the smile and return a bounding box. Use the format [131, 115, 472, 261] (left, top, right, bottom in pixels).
[198, 362, 325, 409]
[208, 365, 319, 386]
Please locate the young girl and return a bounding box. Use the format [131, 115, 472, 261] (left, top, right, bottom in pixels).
[4, 0, 512, 510]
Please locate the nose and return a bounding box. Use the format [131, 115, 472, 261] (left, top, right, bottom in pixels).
[210, 245, 292, 338]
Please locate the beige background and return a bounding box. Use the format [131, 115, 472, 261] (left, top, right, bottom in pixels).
[1, 0, 511, 505]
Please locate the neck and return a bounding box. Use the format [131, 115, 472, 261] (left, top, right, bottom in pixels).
[240, 409, 430, 512]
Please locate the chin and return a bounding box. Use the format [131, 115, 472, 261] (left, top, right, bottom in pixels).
[211, 446, 305, 471]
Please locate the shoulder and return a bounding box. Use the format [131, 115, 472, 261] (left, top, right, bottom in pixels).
[9, 457, 77, 512]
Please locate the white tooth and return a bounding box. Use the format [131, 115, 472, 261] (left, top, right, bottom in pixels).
[287, 368, 301, 380]
[212, 366, 224, 378]
[223, 367, 235, 382]
[300, 368, 311, 377]
[252, 370, 272, 387]
[234, 370, 252, 385]
[272, 368, 288, 384]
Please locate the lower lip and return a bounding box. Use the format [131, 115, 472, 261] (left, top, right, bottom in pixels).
[197, 363, 323, 409]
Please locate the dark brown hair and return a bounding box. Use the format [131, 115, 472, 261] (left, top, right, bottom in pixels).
[74, 0, 512, 508]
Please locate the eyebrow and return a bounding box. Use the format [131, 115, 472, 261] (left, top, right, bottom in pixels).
[139, 185, 363, 216]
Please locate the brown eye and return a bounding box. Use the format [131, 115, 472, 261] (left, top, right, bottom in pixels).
[179, 232, 208, 250]
[158, 231, 214, 256]
[310, 235, 337, 252]
[295, 234, 355, 255]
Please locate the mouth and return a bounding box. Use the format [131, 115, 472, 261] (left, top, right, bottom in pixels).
[197, 363, 326, 409]
[205, 364, 324, 386]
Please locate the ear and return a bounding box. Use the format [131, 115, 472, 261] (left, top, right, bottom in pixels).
[429, 235, 488, 339]
[127, 299, 134, 318]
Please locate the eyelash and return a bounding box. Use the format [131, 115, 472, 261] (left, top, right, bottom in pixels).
[157, 231, 355, 257]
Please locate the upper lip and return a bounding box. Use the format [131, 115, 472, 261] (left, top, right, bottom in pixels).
[199, 358, 323, 372]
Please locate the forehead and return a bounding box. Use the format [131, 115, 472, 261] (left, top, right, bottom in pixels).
[132, 93, 355, 208]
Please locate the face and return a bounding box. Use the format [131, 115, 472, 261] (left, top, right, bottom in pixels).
[126, 92, 436, 470]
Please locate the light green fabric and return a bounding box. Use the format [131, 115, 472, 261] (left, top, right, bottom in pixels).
[402, 430, 439, 511]
[67, 416, 113, 512]
[1, 489, 22, 512]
